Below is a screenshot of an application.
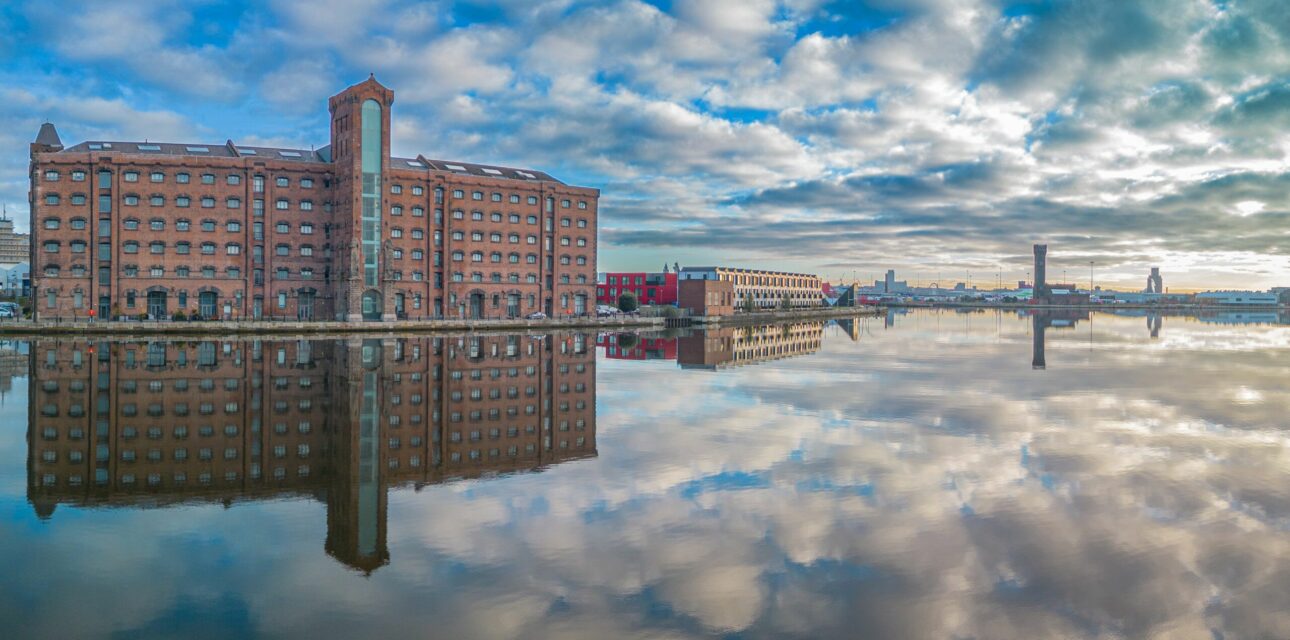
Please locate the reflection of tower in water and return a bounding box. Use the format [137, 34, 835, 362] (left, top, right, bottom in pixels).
[1148, 314, 1162, 339]
[27, 335, 598, 574]
[1029, 310, 1089, 371]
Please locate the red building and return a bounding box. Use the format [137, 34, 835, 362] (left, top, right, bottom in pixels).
[596, 272, 677, 307]
[595, 334, 678, 360]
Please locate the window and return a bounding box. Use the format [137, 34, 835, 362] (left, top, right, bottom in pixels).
[176, 172, 190, 184]
[150, 172, 164, 183]
[176, 241, 191, 254]
[226, 243, 241, 255]
[452, 251, 464, 261]
[176, 219, 191, 231]
[391, 228, 403, 239]
[528, 196, 538, 205]
[578, 200, 588, 209]
[176, 196, 190, 207]
[276, 199, 288, 210]
[202, 173, 215, 184]
[227, 197, 241, 209]
[471, 251, 483, 262]
[70, 193, 86, 205]
[43, 241, 60, 253]
[151, 266, 164, 277]
[150, 218, 165, 231]
[150, 195, 165, 206]
[276, 222, 290, 234]
[276, 177, 289, 187]
[150, 241, 165, 254]
[300, 223, 313, 234]
[123, 218, 140, 230]
[411, 249, 423, 260]
[391, 205, 403, 216]
[561, 199, 571, 208]
[44, 194, 60, 205]
[300, 200, 313, 211]
[561, 217, 571, 227]
[124, 195, 140, 206]
[301, 178, 314, 188]
[227, 174, 241, 185]
[299, 245, 313, 257]
[410, 228, 423, 239]
[44, 217, 61, 230]
[391, 184, 402, 194]
[123, 241, 139, 254]
[201, 220, 216, 232]
[201, 242, 215, 255]
[227, 220, 241, 232]
[201, 197, 215, 208]
[124, 171, 139, 182]
[276, 244, 289, 256]
[578, 218, 588, 228]
[472, 191, 483, 200]
[176, 266, 189, 277]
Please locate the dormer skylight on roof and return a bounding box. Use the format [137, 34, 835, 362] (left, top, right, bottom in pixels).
[516, 171, 537, 179]
[278, 151, 303, 158]
[406, 160, 425, 168]
[185, 146, 210, 153]
[236, 148, 257, 155]
[88, 143, 103, 150]
[445, 164, 467, 171]
[481, 168, 502, 175]
[137, 144, 162, 152]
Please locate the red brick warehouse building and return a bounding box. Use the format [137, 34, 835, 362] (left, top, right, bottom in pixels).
[28, 76, 599, 321]
[596, 271, 678, 307]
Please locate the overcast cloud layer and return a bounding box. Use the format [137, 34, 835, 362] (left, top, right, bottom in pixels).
[4, 0, 1290, 289]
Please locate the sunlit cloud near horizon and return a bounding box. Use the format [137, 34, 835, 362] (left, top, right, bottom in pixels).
[4, 0, 1290, 289]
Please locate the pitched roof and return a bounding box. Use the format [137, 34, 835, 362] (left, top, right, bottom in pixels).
[392, 156, 562, 184]
[57, 140, 329, 163]
[47, 139, 564, 183]
[34, 123, 62, 147]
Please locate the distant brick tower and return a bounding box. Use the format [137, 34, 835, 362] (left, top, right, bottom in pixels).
[329, 75, 395, 321]
[1033, 244, 1048, 302]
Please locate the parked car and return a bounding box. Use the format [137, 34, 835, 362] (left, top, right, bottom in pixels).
[596, 305, 619, 317]
[526, 311, 547, 320]
[0, 302, 20, 318]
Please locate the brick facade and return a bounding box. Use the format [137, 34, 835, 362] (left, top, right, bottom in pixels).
[28, 77, 598, 321]
[678, 278, 734, 316]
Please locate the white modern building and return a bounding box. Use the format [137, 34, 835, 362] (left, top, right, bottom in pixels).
[1195, 291, 1280, 306]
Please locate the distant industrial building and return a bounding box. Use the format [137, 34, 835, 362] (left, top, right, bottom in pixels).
[1145, 267, 1163, 293]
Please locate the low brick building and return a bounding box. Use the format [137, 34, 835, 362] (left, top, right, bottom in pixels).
[28, 76, 598, 321]
[678, 277, 734, 316]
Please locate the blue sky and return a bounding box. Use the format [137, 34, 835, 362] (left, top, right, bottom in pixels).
[4, 0, 1290, 290]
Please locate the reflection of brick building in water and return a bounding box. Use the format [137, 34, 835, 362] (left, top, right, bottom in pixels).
[26, 334, 596, 573]
[677, 322, 824, 370]
[595, 334, 678, 360]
